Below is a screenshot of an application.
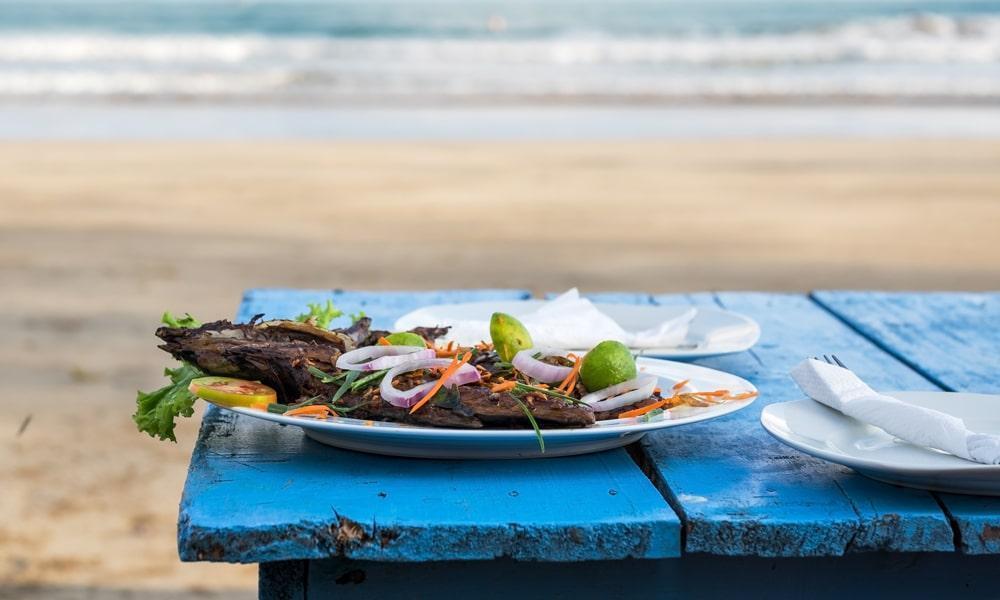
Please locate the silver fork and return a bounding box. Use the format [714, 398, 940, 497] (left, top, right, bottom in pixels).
[813, 354, 849, 369]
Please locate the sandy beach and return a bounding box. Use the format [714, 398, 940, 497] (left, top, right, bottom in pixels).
[2, 139, 999, 596]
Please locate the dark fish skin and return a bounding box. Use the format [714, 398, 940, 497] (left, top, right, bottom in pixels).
[156, 316, 354, 402]
[156, 317, 595, 429]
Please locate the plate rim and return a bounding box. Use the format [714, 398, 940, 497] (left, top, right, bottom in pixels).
[760, 392, 1000, 475]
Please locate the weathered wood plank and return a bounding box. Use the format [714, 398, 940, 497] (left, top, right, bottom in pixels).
[584, 292, 953, 556]
[179, 289, 680, 564]
[814, 290, 1000, 555]
[811, 291, 1000, 393]
[179, 406, 679, 563]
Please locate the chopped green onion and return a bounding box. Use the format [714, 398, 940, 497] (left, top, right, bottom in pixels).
[350, 369, 389, 392]
[511, 396, 545, 453]
[641, 408, 665, 423]
[513, 382, 585, 405]
[328, 401, 371, 414]
[308, 365, 346, 384]
[331, 370, 360, 405]
[288, 396, 323, 409]
[267, 403, 289, 414]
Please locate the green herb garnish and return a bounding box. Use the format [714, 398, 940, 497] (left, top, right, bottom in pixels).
[288, 396, 324, 409]
[513, 382, 585, 405]
[328, 401, 371, 414]
[267, 403, 289, 414]
[308, 365, 347, 384]
[295, 300, 343, 329]
[511, 396, 545, 453]
[331, 370, 360, 404]
[161, 311, 201, 329]
[641, 408, 665, 423]
[134, 362, 203, 442]
[134, 312, 204, 441]
[350, 369, 389, 392]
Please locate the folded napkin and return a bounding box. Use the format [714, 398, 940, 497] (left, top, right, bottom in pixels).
[443, 288, 697, 349]
[791, 358, 1000, 465]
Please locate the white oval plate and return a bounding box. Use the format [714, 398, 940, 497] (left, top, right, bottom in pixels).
[216, 357, 756, 459]
[394, 300, 760, 359]
[761, 391, 1000, 496]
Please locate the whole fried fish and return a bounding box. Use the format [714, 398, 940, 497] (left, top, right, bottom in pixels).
[156, 316, 594, 429]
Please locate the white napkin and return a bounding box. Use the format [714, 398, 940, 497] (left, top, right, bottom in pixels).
[791, 358, 1000, 465]
[442, 288, 697, 349]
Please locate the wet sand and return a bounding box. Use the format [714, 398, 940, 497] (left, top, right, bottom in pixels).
[2, 140, 999, 596]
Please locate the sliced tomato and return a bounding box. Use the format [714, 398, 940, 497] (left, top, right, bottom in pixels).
[188, 377, 277, 408]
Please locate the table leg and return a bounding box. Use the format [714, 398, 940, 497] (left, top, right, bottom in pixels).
[259, 560, 308, 600]
[288, 553, 997, 599]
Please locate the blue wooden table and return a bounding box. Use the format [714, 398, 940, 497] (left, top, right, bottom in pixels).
[178, 290, 1000, 599]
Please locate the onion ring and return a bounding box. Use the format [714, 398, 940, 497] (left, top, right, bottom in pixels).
[580, 375, 658, 412]
[380, 357, 481, 408]
[336, 345, 435, 372]
[512, 348, 573, 384]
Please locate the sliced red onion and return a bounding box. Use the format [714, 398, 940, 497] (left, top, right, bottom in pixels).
[512, 348, 573, 384]
[580, 375, 658, 412]
[336, 345, 436, 372]
[380, 357, 481, 408]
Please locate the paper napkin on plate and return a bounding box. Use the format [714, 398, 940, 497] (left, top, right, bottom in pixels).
[442, 288, 697, 349]
[790, 358, 1000, 465]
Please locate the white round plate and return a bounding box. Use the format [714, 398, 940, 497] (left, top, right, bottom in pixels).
[761, 391, 1000, 496]
[394, 300, 760, 359]
[217, 357, 756, 459]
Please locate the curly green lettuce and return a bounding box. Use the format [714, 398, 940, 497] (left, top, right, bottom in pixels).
[161, 311, 201, 329]
[134, 312, 203, 442]
[133, 362, 204, 442]
[294, 300, 343, 329]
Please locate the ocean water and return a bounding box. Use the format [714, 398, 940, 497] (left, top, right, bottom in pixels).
[2, 0, 1000, 104]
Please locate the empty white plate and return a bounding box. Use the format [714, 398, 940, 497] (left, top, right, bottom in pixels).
[215, 357, 756, 459]
[761, 391, 1000, 496]
[394, 300, 760, 359]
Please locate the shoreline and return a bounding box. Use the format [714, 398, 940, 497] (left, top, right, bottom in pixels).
[8, 104, 1000, 140]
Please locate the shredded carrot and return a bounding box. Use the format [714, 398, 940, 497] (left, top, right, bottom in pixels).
[618, 399, 671, 419]
[285, 405, 331, 418]
[490, 381, 517, 393]
[436, 346, 459, 358]
[409, 352, 473, 414]
[729, 391, 759, 400]
[556, 356, 583, 393]
[672, 379, 690, 391]
[447, 341, 455, 352]
[377, 337, 391, 346]
[699, 389, 731, 397]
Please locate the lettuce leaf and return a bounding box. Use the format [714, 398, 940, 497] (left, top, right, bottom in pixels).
[134, 311, 203, 442]
[161, 311, 201, 329]
[294, 300, 343, 329]
[133, 362, 204, 442]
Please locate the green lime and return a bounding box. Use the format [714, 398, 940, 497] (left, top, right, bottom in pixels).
[490, 312, 533, 362]
[384, 331, 427, 347]
[580, 340, 637, 392]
